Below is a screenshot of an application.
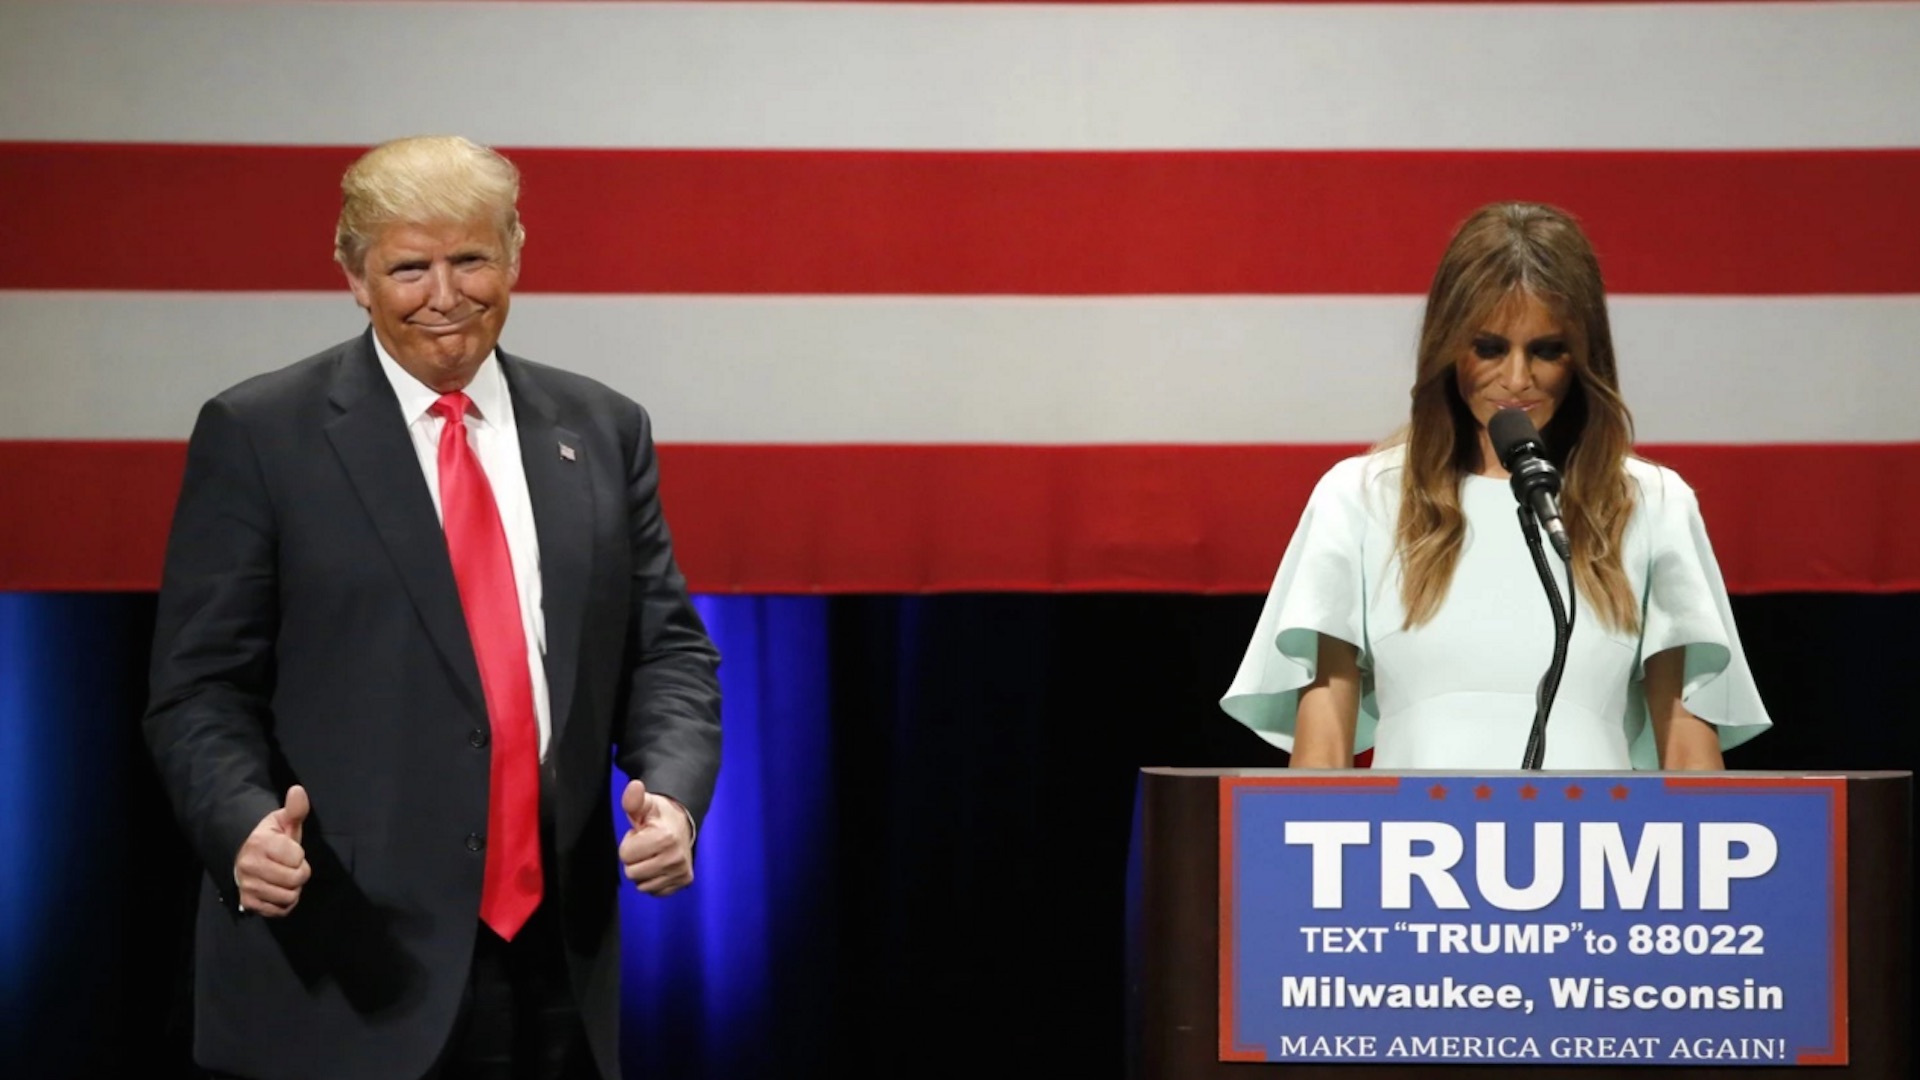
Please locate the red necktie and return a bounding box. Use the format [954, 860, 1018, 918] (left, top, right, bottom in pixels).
[433, 391, 543, 940]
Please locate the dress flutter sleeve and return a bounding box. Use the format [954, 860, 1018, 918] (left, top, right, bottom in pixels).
[1220, 456, 1381, 753]
[1627, 464, 1773, 768]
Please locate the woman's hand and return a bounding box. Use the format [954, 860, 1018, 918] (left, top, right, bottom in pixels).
[1291, 634, 1361, 768]
[1644, 647, 1725, 770]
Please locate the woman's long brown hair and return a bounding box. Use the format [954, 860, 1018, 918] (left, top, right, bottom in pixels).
[1390, 202, 1640, 633]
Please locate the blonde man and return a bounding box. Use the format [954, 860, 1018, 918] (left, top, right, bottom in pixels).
[146, 136, 721, 1080]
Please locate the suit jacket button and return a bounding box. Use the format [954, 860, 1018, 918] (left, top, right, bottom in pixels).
[466, 833, 485, 852]
[468, 729, 489, 748]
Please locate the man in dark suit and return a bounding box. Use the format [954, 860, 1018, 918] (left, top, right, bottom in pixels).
[144, 135, 722, 1080]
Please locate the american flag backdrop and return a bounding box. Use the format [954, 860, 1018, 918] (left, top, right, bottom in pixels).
[2, 0, 1918, 595]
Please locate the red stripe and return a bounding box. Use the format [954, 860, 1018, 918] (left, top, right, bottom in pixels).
[430, 1, 1863, 5]
[3, 442, 1915, 594]
[4, 144, 1917, 295]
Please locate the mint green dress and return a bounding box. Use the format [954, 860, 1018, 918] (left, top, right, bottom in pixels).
[1220, 447, 1771, 769]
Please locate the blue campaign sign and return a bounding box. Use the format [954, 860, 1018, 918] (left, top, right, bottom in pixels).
[1218, 775, 1846, 1067]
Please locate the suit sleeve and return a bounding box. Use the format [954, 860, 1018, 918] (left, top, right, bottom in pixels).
[611, 402, 722, 827]
[144, 396, 284, 900]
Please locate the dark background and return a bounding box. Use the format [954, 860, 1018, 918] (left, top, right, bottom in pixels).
[1, 590, 1913, 1079]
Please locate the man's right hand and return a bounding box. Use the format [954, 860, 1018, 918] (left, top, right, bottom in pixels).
[234, 785, 312, 916]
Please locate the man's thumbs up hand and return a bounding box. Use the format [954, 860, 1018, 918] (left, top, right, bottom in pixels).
[234, 786, 314, 917]
[617, 779, 694, 897]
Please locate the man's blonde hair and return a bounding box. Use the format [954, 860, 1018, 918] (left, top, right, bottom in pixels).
[334, 135, 526, 276]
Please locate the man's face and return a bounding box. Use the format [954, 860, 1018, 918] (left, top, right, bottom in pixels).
[347, 217, 516, 391]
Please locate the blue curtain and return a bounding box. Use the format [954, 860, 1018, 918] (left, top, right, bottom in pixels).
[0, 594, 48, 1015]
[616, 595, 833, 1078]
[0, 593, 152, 1072]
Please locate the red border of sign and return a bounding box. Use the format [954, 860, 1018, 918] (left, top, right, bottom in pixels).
[1217, 774, 1851, 1066]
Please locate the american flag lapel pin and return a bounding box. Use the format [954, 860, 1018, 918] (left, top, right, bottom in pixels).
[559, 443, 577, 462]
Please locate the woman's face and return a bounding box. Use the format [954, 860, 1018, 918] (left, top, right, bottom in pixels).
[1454, 290, 1577, 461]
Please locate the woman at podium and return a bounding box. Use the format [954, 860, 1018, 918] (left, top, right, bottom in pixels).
[1220, 201, 1771, 771]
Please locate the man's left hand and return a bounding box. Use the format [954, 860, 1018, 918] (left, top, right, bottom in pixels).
[618, 779, 695, 896]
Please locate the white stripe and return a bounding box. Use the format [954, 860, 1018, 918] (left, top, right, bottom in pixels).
[2, 2, 1916, 150]
[5, 292, 1916, 444]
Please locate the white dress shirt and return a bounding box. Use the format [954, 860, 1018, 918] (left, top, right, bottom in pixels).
[373, 337, 553, 762]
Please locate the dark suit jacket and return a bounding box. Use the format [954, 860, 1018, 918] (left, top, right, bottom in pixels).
[144, 332, 722, 1080]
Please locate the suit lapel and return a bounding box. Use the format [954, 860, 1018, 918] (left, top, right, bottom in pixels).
[502, 351, 593, 749]
[323, 333, 487, 715]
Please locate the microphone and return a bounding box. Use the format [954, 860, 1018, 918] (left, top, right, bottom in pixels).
[1487, 409, 1572, 562]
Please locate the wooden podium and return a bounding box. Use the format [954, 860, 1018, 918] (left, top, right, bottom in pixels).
[1129, 769, 1911, 1078]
